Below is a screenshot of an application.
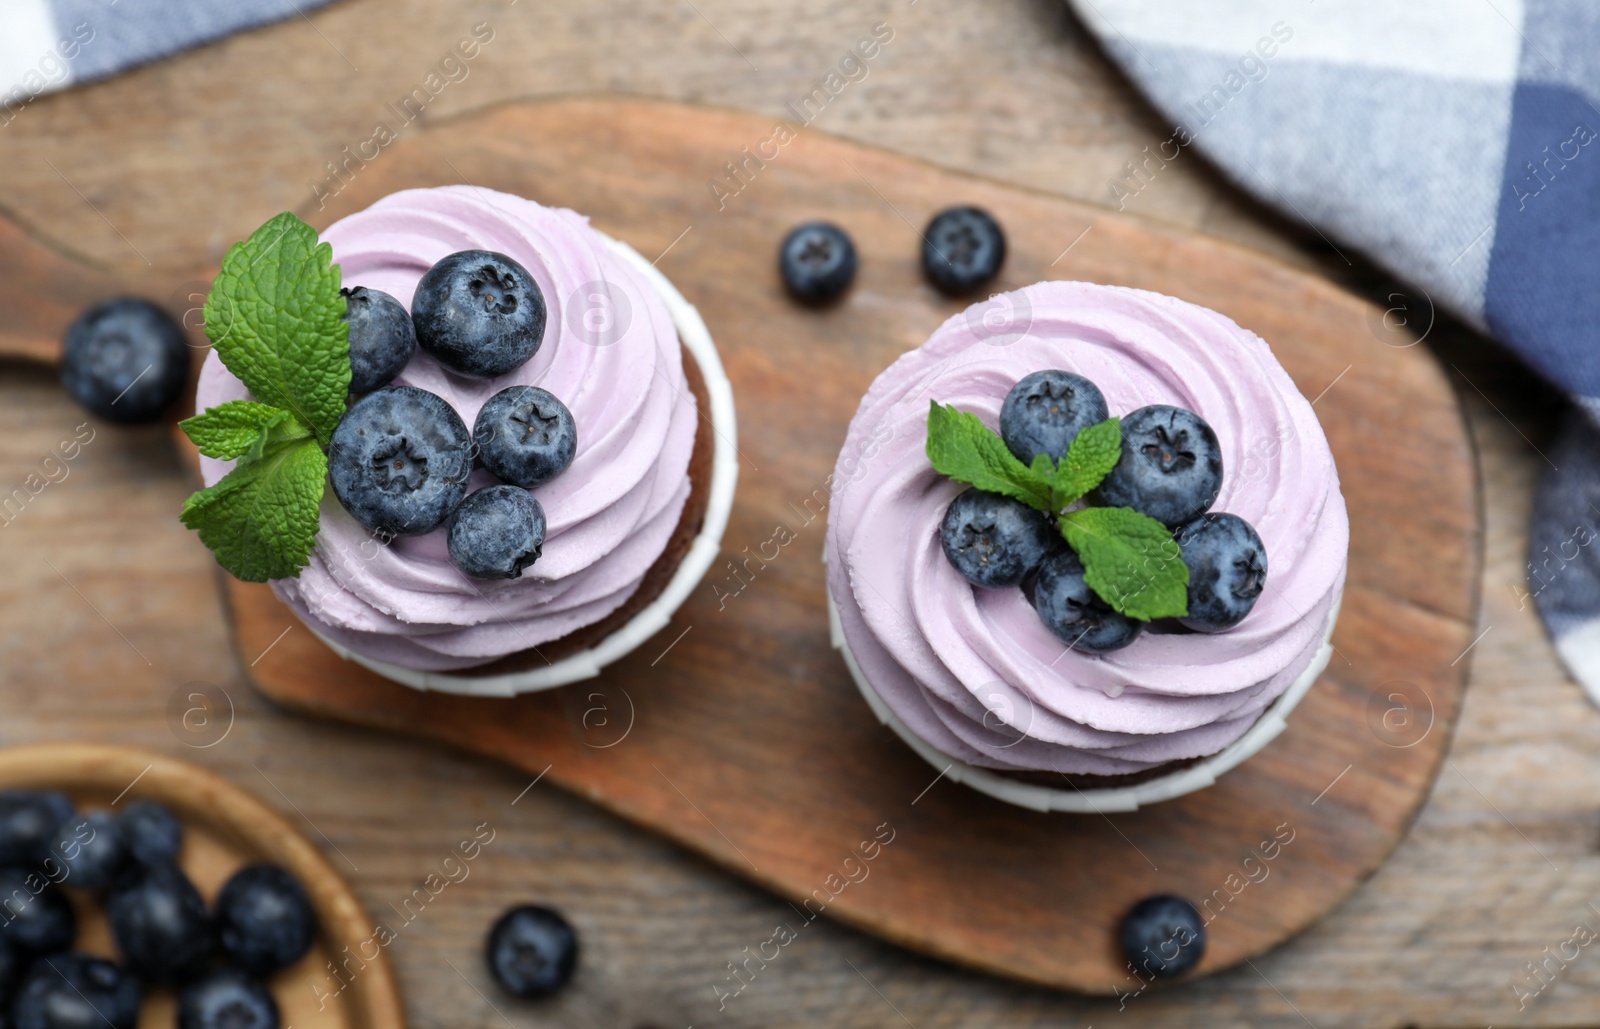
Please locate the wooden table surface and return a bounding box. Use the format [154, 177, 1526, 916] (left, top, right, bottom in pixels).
[0, 3, 1581, 1027]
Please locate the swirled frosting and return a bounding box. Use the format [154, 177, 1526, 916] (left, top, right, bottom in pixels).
[825, 281, 1348, 776]
[195, 186, 698, 670]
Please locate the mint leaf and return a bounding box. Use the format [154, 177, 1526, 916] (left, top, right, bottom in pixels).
[1061, 506, 1188, 620]
[1052, 417, 1122, 504]
[180, 401, 310, 462]
[926, 402, 1053, 512]
[180, 437, 327, 582]
[205, 212, 349, 446]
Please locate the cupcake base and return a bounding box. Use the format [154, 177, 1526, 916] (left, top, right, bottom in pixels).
[827, 585, 1341, 813]
[303, 233, 739, 697]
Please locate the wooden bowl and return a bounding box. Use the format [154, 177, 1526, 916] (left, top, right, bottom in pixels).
[0, 744, 403, 1029]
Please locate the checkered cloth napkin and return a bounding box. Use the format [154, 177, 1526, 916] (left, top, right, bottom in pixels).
[1068, 0, 1600, 700]
[0, 0, 334, 112]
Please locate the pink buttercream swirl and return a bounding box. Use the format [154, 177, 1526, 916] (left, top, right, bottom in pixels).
[825, 281, 1348, 776]
[195, 186, 698, 670]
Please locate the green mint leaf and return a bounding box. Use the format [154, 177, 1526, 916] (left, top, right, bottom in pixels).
[180, 436, 327, 582]
[926, 402, 1053, 512]
[205, 212, 349, 447]
[1052, 417, 1122, 505]
[1060, 506, 1188, 620]
[179, 401, 309, 462]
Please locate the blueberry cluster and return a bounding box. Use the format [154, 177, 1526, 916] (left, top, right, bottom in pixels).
[328, 250, 578, 580]
[0, 790, 315, 1029]
[939, 370, 1269, 653]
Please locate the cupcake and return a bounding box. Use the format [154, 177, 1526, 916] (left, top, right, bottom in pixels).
[186, 187, 736, 695]
[825, 281, 1347, 811]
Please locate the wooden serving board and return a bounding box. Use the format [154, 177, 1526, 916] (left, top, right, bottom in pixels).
[0, 97, 1481, 994]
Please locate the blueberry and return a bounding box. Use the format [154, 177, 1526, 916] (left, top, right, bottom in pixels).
[0, 791, 74, 868]
[1174, 513, 1267, 632]
[1119, 894, 1206, 980]
[999, 370, 1109, 465]
[118, 800, 182, 868]
[329, 386, 473, 536]
[1032, 549, 1142, 654]
[0, 931, 18, 997]
[411, 250, 545, 378]
[778, 222, 857, 303]
[106, 863, 213, 984]
[472, 386, 577, 488]
[486, 905, 577, 999]
[342, 286, 416, 393]
[921, 206, 1005, 296]
[0, 867, 76, 955]
[60, 297, 190, 424]
[177, 969, 278, 1029]
[940, 488, 1057, 589]
[449, 486, 546, 581]
[1096, 405, 1222, 527]
[51, 810, 125, 891]
[12, 954, 140, 1029]
[215, 862, 316, 976]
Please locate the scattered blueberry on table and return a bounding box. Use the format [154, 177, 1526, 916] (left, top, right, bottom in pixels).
[342, 285, 417, 393]
[778, 221, 857, 304]
[1119, 894, 1207, 980]
[411, 249, 546, 378]
[486, 904, 579, 999]
[60, 297, 190, 424]
[921, 205, 1006, 296]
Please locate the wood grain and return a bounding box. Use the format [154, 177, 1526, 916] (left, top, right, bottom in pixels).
[153, 97, 1478, 993]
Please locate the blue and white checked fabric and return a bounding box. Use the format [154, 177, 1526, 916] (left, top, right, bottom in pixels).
[1069, 0, 1600, 701]
[0, 0, 335, 119]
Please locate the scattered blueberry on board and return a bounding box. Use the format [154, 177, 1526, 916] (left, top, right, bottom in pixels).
[999, 369, 1108, 465]
[411, 249, 547, 378]
[939, 487, 1058, 589]
[921, 206, 1006, 296]
[12, 954, 141, 1029]
[107, 862, 215, 984]
[1032, 549, 1143, 653]
[215, 863, 317, 976]
[1096, 404, 1223, 528]
[486, 904, 579, 999]
[473, 385, 578, 489]
[449, 486, 547, 580]
[342, 285, 417, 393]
[119, 798, 183, 868]
[1175, 513, 1268, 632]
[1119, 894, 1207, 980]
[328, 385, 474, 537]
[0, 867, 76, 955]
[60, 297, 190, 424]
[178, 968, 280, 1029]
[778, 221, 858, 304]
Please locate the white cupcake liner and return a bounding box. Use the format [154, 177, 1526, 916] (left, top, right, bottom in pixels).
[826, 575, 1341, 813]
[300, 233, 739, 697]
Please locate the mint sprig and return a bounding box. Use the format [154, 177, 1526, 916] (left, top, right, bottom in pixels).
[181, 213, 349, 583]
[925, 400, 1188, 619]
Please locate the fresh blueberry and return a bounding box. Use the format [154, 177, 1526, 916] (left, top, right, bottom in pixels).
[921, 206, 1005, 295]
[0, 867, 76, 955]
[106, 863, 214, 984]
[999, 370, 1109, 465]
[1032, 549, 1142, 653]
[1175, 513, 1267, 632]
[177, 969, 278, 1029]
[118, 800, 182, 868]
[1119, 894, 1206, 980]
[0, 932, 17, 997]
[411, 250, 545, 378]
[472, 386, 577, 488]
[342, 286, 416, 393]
[449, 486, 546, 581]
[0, 791, 73, 868]
[60, 297, 190, 424]
[12, 954, 140, 1029]
[215, 862, 317, 976]
[52, 810, 125, 891]
[940, 488, 1058, 589]
[329, 386, 473, 536]
[1096, 405, 1223, 527]
[486, 905, 578, 999]
[778, 222, 857, 303]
